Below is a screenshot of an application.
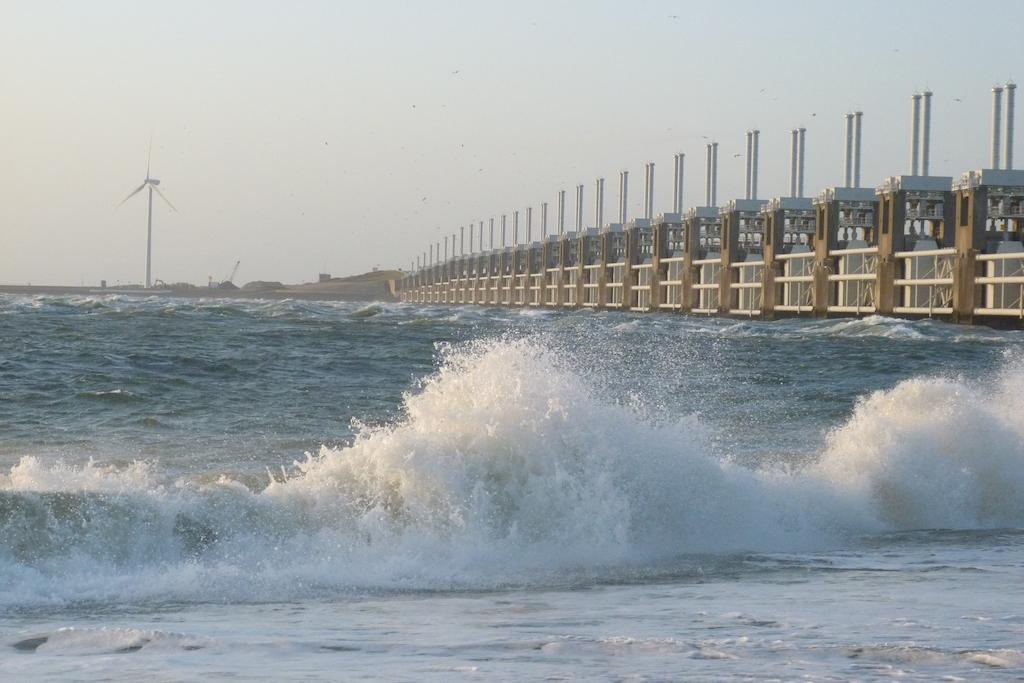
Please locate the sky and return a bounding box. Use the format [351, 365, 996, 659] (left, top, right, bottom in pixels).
[1, 0, 1022, 286]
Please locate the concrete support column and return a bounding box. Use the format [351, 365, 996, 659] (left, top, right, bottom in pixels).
[673, 153, 685, 213]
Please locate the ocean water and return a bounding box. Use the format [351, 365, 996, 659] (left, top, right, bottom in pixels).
[1, 293, 1023, 681]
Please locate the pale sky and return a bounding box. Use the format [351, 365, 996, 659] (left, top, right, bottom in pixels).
[2, 0, 1021, 286]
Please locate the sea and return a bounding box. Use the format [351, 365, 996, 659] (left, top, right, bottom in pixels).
[1, 293, 1023, 681]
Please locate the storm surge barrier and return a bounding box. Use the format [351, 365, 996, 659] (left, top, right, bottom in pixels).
[399, 87, 1024, 326]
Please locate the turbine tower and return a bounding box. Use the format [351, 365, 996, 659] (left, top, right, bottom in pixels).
[118, 143, 177, 288]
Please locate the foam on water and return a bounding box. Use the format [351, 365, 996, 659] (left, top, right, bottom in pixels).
[12, 627, 212, 654]
[1, 337, 1023, 607]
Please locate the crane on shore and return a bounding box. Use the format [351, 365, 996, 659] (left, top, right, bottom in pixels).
[209, 261, 241, 289]
[224, 261, 241, 286]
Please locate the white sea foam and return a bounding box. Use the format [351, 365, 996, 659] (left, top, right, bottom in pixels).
[1, 338, 1023, 606]
[11, 627, 213, 654]
[2, 457, 158, 494]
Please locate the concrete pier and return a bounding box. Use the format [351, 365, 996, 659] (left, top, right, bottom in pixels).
[952, 168, 1024, 321]
[721, 199, 768, 315]
[687, 207, 723, 314]
[812, 186, 878, 315]
[652, 212, 685, 310]
[764, 197, 816, 315]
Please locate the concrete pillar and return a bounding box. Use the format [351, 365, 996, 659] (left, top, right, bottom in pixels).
[557, 190, 566, 235]
[645, 162, 655, 219]
[910, 94, 921, 176]
[597, 230, 609, 310]
[619, 171, 628, 224]
[921, 93, 931, 176]
[719, 209, 733, 313]
[575, 184, 584, 232]
[745, 131, 753, 199]
[797, 128, 806, 198]
[845, 112, 855, 186]
[853, 113, 862, 188]
[952, 186, 974, 322]
[711, 143, 718, 206]
[812, 203, 834, 317]
[751, 131, 759, 200]
[1006, 82, 1016, 170]
[762, 204, 781, 317]
[993, 86, 1004, 169]
[705, 144, 713, 206]
[673, 153, 685, 213]
[790, 130, 799, 197]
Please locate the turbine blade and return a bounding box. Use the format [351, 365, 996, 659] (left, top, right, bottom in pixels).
[152, 184, 178, 212]
[117, 183, 147, 207]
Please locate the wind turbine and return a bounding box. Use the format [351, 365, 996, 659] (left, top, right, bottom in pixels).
[118, 143, 177, 288]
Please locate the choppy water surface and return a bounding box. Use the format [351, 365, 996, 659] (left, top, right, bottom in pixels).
[2, 293, 1023, 680]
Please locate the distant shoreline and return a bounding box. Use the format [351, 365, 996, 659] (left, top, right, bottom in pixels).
[0, 281, 399, 303]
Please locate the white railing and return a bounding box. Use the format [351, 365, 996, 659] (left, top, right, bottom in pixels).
[775, 251, 815, 312]
[606, 284, 623, 306]
[544, 268, 560, 306]
[894, 248, 955, 316]
[730, 261, 764, 315]
[514, 274, 529, 305]
[692, 258, 721, 313]
[658, 257, 686, 310]
[487, 277, 499, 305]
[976, 252, 1024, 317]
[529, 274, 544, 306]
[828, 247, 878, 313]
[606, 262, 626, 308]
[532, 274, 548, 305]
[565, 269, 579, 306]
[632, 264, 653, 311]
[582, 264, 601, 306]
[501, 276, 514, 304]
